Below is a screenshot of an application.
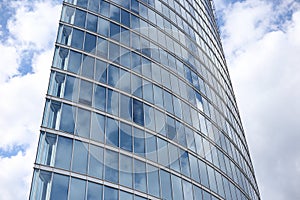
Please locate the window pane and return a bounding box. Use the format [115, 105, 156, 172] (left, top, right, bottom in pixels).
[157, 137, 169, 167]
[98, 17, 109, 37]
[144, 104, 155, 131]
[104, 149, 119, 184]
[97, 37, 108, 59]
[74, 9, 86, 28]
[59, 104, 75, 134]
[107, 89, 119, 115]
[104, 186, 118, 200]
[77, 0, 88, 8]
[147, 164, 160, 197]
[190, 154, 200, 182]
[120, 122, 132, 152]
[68, 50, 82, 74]
[88, 0, 99, 13]
[87, 182, 102, 200]
[134, 159, 147, 193]
[120, 94, 132, 121]
[72, 140, 88, 174]
[84, 33, 97, 53]
[133, 99, 144, 126]
[90, 113, 105, 143]
[143, 80, 153, 103]
[69, 177, 86, 200]
[180, 150, 190, 177]
[171, 175, 183, 200]
[75, 108, 91, 138]
[110, 4, 120, 22]
[81, 55, 94, 79]
[131, 74, 142, 98]
[94, 85, 106, 111]
[121, 10, 130, 27]
[95, 59, 107, 83]
[50, 173, 69, 200]
[160, 170, 172, 200]
[153, 85, 163, 108]
[168, 143, 180, 172]
[79, 80, 93, 106]
[107, 64, 119, 87]
[199, 160, 209, 188]
[71, 29, 84, 49]
[182, 180, 193, 200]
[145, 132, 157, 162]
[88, 144, 104, 179]
[120, 191, 133, 200]
[119, 154, 133, 188]
[55, 136, 72, 170]
[100, 1, 110, 17]
[86, 13, 98, 32]
[105, 117, 119, 147]
[133, 127, 145, 156]
[163, 91, 173, 114]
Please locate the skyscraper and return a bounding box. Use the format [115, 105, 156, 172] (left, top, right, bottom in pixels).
[29, 0, 260, 199]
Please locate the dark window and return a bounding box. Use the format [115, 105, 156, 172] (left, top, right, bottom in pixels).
[84, 33, 96, 53]
[71, 29, 84, 49]
[50, 173, 69, 200]
[133, 99, 144, 126]
[59, 104, 75, 134]
[86, 13, 98, 33]
[74, 9, 86, 28]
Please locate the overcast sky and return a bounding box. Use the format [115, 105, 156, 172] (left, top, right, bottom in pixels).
[0, 0, 299, 199]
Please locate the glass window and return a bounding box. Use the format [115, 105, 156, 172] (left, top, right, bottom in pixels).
[198, 160, 209, 188]
[74, 9, 86, 28]
[182, 101, 192, 125]
[75, 108, 91, 138]
[134, 159, 147, 193]
[120, 191, 133, 200]
[110, 22, 120, 40]
[104, 149, 119, 184]
[161, 68, 171, 89]
[53, 47, 69, 69]
[194, 133, 204, 157]
[79, 79, 93, 106]
[120, 122, 132, 152]
[176, 121, 186, 147]
[119, 154, 133, 188]
[207, 165, 218, 193]
[144, 104, 155, 131]
[104, 186, 118, 200]
[88, 144, 104, 179]
[57, 25, 72, 45]
[94, 84, 106, 111]
[182, 180, 193, 200]
[153, 85, 163, 108]
[185, 127, 196, 152]
[121, 9, 130, 27]
[189, 154, 200, 182]
[95, 59, 107, 83]
[173, 96, 182, 118]
[131, 74, 143, 98]
[69, 177, 86, 200]
[133, 99, 144, 126]
[193, 185, 203, 200]
[86, 13, 98, 33]
[110, 4, 120, 22]
[180, 150, 190, 177]
[107, 89, 119, 116]
[84, 33, 97, 53]
[168, 143, 180, 172]
[81, 55, 94, 79]
[131, 51, 141, 73]
[107, 64, 119, 87]
[145, 132, 157, 162]
[130, 14, 140, 29]
[163, 91, 173, 114]
[109, 41, 120, 62]
[120, 94, 132, 121]
[131, 0, 139, 14]
[30, 170, 52, 200]
[36, 132, 57, 166]
[166, 115, 175, 140]
[195, 92, 203, 111]
[147, 164, 160, 197]
[100, 1, 110, 17]
[154, 109, 165, 136]
[71, 28, 84, 49]
[105, 117, 119, 147]
[151, 63, 161, 84]
[88, 0, 100, 13]
[160, 170, 172, 200]
[157, 137, 169, 167]
[98, 17, 109, 37]
[50, 173, 69, 200]
[133, 127, 145, 156]
[120, 49, 130, 68]
[87, 181, 103, 200]
[61, 6, 75, 24]
[215, 171, 225, 198]
[119, 68, 131, 93]
[72, 140, 88, 174]
[171, 175, 183, 200]
[76, 0, 88, 8]
[59, 104, 75, 134]
[54, 136, 73, 170]
[43, 100, 60, 129]
[68, 50, 82, 74]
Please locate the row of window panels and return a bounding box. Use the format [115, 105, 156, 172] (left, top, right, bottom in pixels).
[41, 100, 253, 199]
[35, 132, 250, 200]
[31, 169, 222, 200]
[56, 20, 243, 156]
[60, 1, 234, 112]
[51, 44, 251, 183]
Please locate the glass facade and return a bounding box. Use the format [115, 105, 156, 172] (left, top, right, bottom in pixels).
[30, 0, 260, 200]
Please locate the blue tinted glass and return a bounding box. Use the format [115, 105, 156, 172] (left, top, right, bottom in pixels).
[71, 29, 84, 49]
[154, 109, 165, 136]
[87, 182, 103, 200]
[72, 140, 88, 174]
[199, 160, 209, 188]
[68, 50, 82, 73]
[79, 80, 93, 106]
[106, 117, 119, 147]
[120, 191, 133, 200]
[119, 154, 133, 188]
[50, 174, 69, 200]
[182, 180, 193, 200]
[109, 42, 120, 62]
[119, 68, 131, 93]
[131, 52, 141, 73]
[163, 91, 173, 114]
[88, 144, 104, 179]
[180, 150, 190, 177]
[171, 175, 183, 200]
[121, 10, 130, 27]
[153, 85, 163, 108]
[81, 55, 94, 79]
[131, 74, 142, 98]
[130, 14, 140, 29]
[107, 89, 119, 115]
[185, 127, 196, 152]
[86, 13, 98, 32]
[134, 159, 147, 193]
[55, 136, 72, 170]
[168, 143, 180, 172]
[120, 122, 132, 152]
[133, 127, 145, 155]
[166, 115, 176, 140]
[98, 17, 109, 37]
[84, 33, 96, 53]
[143, 81, 153, 103]
[160, 170, 172, 200]
[104, 149, 119, 184]
[193, 186, 203, 200]
[133, 99, 144, 126]
[90, 113, 105, 142]
[64, 75, 75, 101]
[144, 104, 155, 131]
[74, 9, 86, 28]
[110, 4, 120, 22]
[145, 133, 157, 162]
[107, 64, 119, 87]
[120, 94, 132, 121]
[95, 59, 107, 83]
[59, 104, 75, 133]
[94, 85, 106, 111]
[104, 186, 118, 200]
[76, 108, 91, 138]
[88, 0, 99, 13]
[110, 22, 120, 40]
[147, 164, 160, 197]
[120, 50, 130, 68]
[69, 177, 86, 200]
[131, 0, 139, 14]
[190, 154, 200, 182]
[100, 1, 110, 17]
[76, 0, 87, 8]
[207, 166, 218, 193]
[157, 137, 169, 166]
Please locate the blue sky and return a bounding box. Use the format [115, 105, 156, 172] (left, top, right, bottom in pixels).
[0, 0, 300, 199]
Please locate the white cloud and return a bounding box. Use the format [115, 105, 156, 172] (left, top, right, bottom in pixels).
[216, 0, 300, 199]
[0, 0, 61, 199]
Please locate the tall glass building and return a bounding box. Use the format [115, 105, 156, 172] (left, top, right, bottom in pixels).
[30, 0, 260, 199]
